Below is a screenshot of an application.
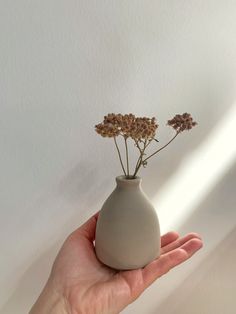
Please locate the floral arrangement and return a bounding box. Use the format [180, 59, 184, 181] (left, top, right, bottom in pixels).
[95, 113, 197, 179]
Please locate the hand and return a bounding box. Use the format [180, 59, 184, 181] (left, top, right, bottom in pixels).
[30, 212, 203, 314]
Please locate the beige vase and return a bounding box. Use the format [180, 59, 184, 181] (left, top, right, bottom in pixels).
[95, 175, 161, 270]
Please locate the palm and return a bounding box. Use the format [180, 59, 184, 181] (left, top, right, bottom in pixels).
[51, 213, 202, 314]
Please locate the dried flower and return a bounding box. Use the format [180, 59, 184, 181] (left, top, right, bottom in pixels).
[95, 112, 197, 178]
[130, 116, 158, 140]
[167, 113, 197, 133]
[95, 113, 158, 141]
[95, 122, 120, 137]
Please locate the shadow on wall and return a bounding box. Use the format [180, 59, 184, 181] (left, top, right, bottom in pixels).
[153, 227, 236, 314]
[152, 161, 236, 314]
[0, 161, 114, 314]
[176, 160, 236, 237]
[0, 242, 62, 314]
[57, 160, 110, 206]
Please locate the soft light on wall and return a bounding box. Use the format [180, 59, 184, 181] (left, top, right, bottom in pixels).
[153, 103, 236, 233]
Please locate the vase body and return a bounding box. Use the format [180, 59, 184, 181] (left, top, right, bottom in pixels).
[95, 175, 161, 270]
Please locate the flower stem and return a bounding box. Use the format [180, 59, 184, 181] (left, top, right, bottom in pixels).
[143, 132, 179, 163]
[132, 133, 179, 177]
[132, 139, 147, 178]
[124, 137, 130, 176]
[133, 140, 142, 173]
[113, 137, 127, 176]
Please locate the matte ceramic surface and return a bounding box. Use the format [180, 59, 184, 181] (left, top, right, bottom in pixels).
[95, 175, 161, 270]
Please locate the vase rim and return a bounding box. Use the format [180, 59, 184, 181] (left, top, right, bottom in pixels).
[116, 175, 142, 183]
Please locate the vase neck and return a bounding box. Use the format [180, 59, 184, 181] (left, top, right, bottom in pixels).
[115, 175, 142, 189]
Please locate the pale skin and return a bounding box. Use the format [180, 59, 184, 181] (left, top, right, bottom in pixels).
[30, 212, 203, 314]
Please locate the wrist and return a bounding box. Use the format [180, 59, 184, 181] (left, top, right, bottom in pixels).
[29, 279, 71, 314]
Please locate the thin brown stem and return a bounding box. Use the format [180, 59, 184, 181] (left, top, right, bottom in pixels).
[133, 140, 143, 175]
[134, 155, 142, 175]
[113, 137, 127, 176]
[143, 132, 179, 163]
[145, 138, 154, 150]
[124, 137, 130, 176]
[132, 139, 147, 178]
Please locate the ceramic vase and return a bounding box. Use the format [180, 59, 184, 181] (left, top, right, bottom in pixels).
[95, 175, 160, 270]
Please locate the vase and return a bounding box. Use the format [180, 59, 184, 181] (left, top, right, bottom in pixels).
[95, 175, 161, 270]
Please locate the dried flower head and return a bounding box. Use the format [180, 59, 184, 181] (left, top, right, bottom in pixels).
[95, 122, 120, 137]
[95, 113, 158, 140]
[167, 113, 197, 133]
[130, 116, 158, 140]
[95, 113, 120, 137]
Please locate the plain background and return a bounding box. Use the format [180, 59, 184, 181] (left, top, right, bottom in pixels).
[0, 1, 236, 313]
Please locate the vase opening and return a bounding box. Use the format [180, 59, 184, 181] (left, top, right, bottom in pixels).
[116, 175, 142, 188]
[116, 175, 141, 181]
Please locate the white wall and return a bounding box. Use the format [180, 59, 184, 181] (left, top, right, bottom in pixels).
[0, 1, 236, 313]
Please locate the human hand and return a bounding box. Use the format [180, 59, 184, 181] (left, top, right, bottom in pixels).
[30, 212, 203, 314]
